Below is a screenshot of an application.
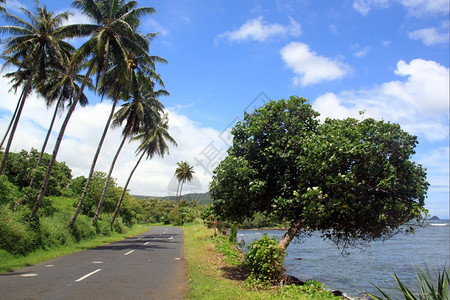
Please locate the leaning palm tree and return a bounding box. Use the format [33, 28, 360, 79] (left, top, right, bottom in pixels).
[175, 161, 195, 204]
[33, 0, 156, 219]
[0, 1, 73, 175]
[110, 113, 176, 226]
[66, 0, 159, 228]
[92, 72, 165, 223]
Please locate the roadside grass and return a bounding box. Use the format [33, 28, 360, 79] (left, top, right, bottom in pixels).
[0, 224, 151, 274]
[183, 222, 339, 300]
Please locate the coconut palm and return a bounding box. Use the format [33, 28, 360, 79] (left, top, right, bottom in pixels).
[175, 161, 195, 204]
[33, 0, 157, 219]
[92, 71, 165, 223]
[0, 1, 73, 175]
[66, 0, 159, 228]
[110, 113, 176, 226]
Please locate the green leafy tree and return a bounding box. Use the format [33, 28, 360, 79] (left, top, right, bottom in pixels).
[210, 96, 429, 252]
[175, 161, 195, 204]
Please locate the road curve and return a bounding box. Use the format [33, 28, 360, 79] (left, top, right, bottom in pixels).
[0, 226, 187, 299]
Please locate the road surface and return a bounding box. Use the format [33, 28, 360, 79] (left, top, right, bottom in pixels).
[0, 226, 187, 299]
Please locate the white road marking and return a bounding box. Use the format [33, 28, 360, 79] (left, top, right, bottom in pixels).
[75, 269, 101, 282]
[45, 265, 54, 267]
[21, 273, 38, 277]
[174, 258, 181, 260]
[124, 250, 134, 256]
[168, 236, 173, 240]
[144, 242, 150, 245]
[92, 261, 103, 264]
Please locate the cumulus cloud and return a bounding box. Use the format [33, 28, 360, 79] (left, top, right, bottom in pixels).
[313, 59, 449, 141]
[280, 42, 350, 86]
[0, 75, 225, 197]
[216, 16, 301, 43]
[409, 27, 449, 46]
[353, 0, 449, 16]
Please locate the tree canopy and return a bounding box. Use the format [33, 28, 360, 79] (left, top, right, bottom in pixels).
[210, 96, 429, 250]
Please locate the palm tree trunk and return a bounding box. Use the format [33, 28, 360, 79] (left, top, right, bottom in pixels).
[178, 181, 185, 204]
[110, 151, 144, 226]
[0, 79, 33, 175]
[36, 99, 61, 168]
[92, 133, 127, 224]
[0, 87, 25, 149]
[20, 99, 62, 206]
[69, 96, 120, 229]
[31, 65, 94, 219]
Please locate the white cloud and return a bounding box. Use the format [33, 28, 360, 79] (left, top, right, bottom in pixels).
[409, 27, 449, 46]
[353, 0, 449, 16]
[353, 46, 371, 58]
[280, 42, 350, 86]
[313, 59, 449, 141]
[144, 19, 170, 37]
[0, 75, 225, 197]
[216, 16, 301, 43]
[3, 0, 25, 13]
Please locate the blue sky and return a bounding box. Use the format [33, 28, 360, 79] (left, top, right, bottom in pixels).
[1, 0, 449, 218]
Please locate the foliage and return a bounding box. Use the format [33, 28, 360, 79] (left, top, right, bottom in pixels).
[278, 281, 341, 299]
[2, 149, 72, 197]
[0, 175, 22, 205]
[210, 96, 429, 251]
[245, 234, 286, 284]
[81, 171, 121, 217]
[209, 234, 244, 266]
[369, 266, 450, 300]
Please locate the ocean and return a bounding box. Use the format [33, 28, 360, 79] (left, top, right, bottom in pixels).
[238, 220, 450, 299]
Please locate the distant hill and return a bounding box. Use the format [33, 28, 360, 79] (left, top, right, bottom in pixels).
[132, 192, 213, 205]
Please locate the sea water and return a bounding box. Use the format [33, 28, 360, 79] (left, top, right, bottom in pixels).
[238, 220, 449, 299]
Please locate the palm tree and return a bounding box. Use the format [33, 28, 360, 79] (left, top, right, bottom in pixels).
[92, 72, 165, 223]
[110, 113, 176, 226]
[66, 0, 159, 228]
[0, 1, 73, 175]
[175, 161, 195, 204]
[33, 0, 156, 219]
[0, 0, 6, 13]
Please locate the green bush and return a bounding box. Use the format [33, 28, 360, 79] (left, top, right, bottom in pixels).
[0, 205, 39, 254]
[71, 214, 96, 241]
[0, 175, 21, 205]
[40, 212, 74, 247]
[112, 216, 127, 234]
[245, 233, 286, 284]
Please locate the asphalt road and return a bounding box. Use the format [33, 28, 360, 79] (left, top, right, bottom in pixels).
[0, 226, 187, 300]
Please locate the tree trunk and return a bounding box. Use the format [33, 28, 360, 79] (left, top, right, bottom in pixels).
[178, 181, 185, 204]
[69, 96, 120, 229]
[278, 218, 303, 250]
[0, 80, 32, 175]
[0, 87, 25, 149]
[36, 99, 61, 168]
[31, 65, 94, 219]
[92, 133, 127, 224]
[110, 151, 144, 226]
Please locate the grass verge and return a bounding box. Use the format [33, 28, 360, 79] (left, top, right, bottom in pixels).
[183, 222, 340, 300]
[0, 224, 151, 274]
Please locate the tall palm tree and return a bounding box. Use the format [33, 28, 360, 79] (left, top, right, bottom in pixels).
[33, 0, 156, 219]
[0, 0, 6, 13]
[110, 113, 176, 226]
[92, 73, 165, 223]
[175, 161, 195, 204]
[66, 0, 159, 228]
[0, 1, 73, 175]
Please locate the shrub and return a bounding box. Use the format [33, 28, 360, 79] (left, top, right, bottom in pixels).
[112, 216, 127, 234]
[40, 212, 74, 247]
[0, 205, 39, 254]
[71, 214, 96, 241]
[245, 233, 286, 284]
